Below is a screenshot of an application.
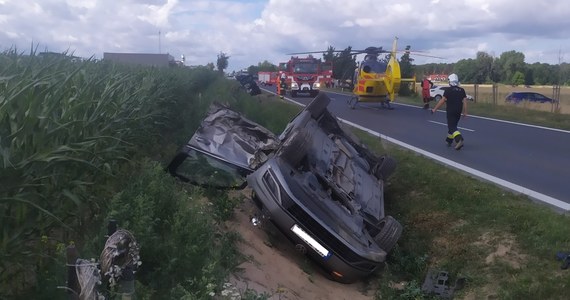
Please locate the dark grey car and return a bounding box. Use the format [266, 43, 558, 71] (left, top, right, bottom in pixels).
[167, 92, 402, 283]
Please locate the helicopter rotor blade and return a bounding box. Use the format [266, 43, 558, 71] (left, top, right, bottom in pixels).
[286, 50, 348, 55]
[396, 51, 445, 59]
[287, 46, 444, 59]
[286, 51, 328, 55]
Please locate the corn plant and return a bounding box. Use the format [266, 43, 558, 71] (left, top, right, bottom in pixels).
[0, 49, 221, 295]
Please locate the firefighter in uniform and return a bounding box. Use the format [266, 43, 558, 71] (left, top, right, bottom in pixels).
[421, 76, 433, 109]
[278, 72, 287, 97]
[431, 73, 468, 150]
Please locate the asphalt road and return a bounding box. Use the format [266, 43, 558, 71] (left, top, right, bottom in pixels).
[261, 86, 570, 211]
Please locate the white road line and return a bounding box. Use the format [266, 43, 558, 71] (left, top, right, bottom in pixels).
[340, 119, 570, 212]
[259, 88, 569, 211]
[392, 101, 570, 134]
[428, 120, 476, 132]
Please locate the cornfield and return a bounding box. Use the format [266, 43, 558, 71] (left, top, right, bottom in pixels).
[0, 49, 220, 295]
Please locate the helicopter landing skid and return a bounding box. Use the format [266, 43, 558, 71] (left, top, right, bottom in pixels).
[348, 96, 395, 110]
[380, 101, 394, 110]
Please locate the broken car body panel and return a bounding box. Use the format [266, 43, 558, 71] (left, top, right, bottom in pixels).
[167, 92, 401, 283]
[188, 104, 280, 171]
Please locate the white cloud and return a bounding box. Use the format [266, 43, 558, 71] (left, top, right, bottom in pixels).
[0, 0, 569, 71]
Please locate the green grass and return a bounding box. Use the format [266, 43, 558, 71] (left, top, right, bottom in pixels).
[347, 125, 570, 300]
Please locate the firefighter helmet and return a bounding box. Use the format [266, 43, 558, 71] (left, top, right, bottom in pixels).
[448, 73, 459, 86]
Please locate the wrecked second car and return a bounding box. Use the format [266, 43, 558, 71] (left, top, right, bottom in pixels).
[167, 92, 402, 283]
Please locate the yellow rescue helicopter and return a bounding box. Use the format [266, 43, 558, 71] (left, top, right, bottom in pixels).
[290, 37, 441, 109]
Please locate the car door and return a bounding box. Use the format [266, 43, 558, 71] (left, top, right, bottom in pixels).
[532, 93, 550, 103]
[166, 103, 280, 188]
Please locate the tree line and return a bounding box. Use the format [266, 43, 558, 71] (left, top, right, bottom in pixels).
[416, 51, 570, 86]
[241, 48, 569, 87]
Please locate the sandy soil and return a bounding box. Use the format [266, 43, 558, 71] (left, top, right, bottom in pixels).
[223, 193, 377, 300]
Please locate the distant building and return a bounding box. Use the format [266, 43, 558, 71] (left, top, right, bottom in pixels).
[103, 52, 178, 67]
[38, 51, 83, 62]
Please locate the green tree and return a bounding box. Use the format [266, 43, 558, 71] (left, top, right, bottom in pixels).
[206, 62, 215, 71]
[496, 50, 525, 83]
[489, 58, 501, 83]
[398, 45, 415, 96]
[475, 51, 493, 83]
[333, 47, 357, 81]
[454, 59, 477, 83]
[247, 65, 259, 75]
[524, 68, 534, 85]
[257, 60, 278, 72]
[511, 71, 525, 85]
[216, 52, 229, 73]
[323, 46, 336, 63]
[400, 45, 414, 78]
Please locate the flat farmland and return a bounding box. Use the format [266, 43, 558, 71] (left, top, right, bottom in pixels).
[460, 84, 570, 114]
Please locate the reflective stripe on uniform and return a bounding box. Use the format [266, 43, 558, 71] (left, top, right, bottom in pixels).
[451, 131, 461, 138]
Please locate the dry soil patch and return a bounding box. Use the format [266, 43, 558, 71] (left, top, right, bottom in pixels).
[225, 195, 376, 300]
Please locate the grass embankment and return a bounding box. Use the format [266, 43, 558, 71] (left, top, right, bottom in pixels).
[358, 134, 570, 299]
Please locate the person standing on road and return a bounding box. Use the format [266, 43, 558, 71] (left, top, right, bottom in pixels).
[421, 76, 433, 109]
[431, 73, 468, 150]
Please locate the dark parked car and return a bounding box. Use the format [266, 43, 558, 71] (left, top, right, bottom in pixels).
[235, 74, 261, 96]
[167, 93, 402, 283]
[505, 92, 555, 103]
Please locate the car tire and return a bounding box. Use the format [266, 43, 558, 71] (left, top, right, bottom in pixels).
[374, 155, 397, 180]
[434, 95, 442, 102]
[279, 129, 310, 166]
[305, 92, 330, 119]
[374, 216, 402, 253]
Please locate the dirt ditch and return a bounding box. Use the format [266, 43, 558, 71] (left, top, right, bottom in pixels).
[222, 194, 377, 300]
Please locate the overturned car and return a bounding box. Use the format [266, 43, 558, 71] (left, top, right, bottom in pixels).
[234, 74, 261, 96]
[167, 92, 402, 283]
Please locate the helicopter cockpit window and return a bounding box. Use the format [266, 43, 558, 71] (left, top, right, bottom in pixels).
[293, 62, 318, 74]
[360, 60, 387, 73]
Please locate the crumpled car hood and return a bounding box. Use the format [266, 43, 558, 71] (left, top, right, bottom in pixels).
[188, 104, 280, 170]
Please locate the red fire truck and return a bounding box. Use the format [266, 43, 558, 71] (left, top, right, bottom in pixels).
[258, 71, 278, 86]
[278, 55, 332, 97]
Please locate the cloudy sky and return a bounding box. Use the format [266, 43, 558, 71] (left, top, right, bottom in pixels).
[1, 0, 569, 71]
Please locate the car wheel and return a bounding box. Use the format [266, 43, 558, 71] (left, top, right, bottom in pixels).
[305, 92, 330, 119]
[434, 95, 442, 102]
[374, 216, 402, 253]
[279, 129, 310, 166]
[374, 155, 397, 180]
